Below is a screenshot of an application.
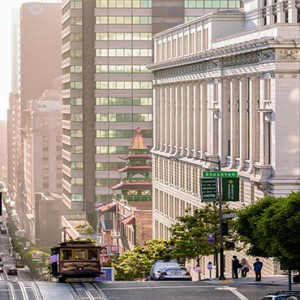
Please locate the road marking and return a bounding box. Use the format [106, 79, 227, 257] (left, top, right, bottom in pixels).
[215, 286, 248, 300]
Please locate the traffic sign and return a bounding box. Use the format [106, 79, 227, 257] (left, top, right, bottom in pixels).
[207, 233, 215, 244]
[222, 178, 239, 201]
[203, 171, 238, 178]
[200, 178, 218, 202]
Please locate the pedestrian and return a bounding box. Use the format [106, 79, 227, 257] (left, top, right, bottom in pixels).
[50, 250, 58, 276]
[240, 258, 251, 278]
[232, 255, 241, 279]
[253, 258, 263, 281]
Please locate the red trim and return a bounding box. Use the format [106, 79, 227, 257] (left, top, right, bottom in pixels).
[98, 202, 116, 212]
[121, 215, 135, 225]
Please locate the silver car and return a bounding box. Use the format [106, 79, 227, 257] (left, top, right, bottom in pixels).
[158, 266, 192, 281]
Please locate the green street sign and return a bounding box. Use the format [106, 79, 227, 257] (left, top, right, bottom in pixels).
[222, 178, 239, 201]
[200, 178, 218, 202]
[203, 171, 238, 178]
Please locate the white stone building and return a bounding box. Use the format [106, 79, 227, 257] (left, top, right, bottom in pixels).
[148, 0, 300, 278]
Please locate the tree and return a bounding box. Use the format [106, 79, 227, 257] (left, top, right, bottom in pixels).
[169, 203, 238, 263]
[236, 192, 300, 271]
[112, 240, 172, 281]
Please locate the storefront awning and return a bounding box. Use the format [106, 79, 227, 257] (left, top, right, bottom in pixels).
[121, 215, 135, 225]
[98, 202, 116, 212]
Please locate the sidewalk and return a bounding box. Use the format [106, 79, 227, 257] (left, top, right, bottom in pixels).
[208, 275, 300, 288]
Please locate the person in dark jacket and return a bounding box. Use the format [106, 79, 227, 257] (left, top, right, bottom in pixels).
[232, 255, 241, 279]
[253, 258, 263, 281]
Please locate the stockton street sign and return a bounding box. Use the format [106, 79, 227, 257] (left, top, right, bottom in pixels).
[202, 171, 238, 178]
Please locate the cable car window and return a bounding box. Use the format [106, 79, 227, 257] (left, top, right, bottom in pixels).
[88, 250, 98, 260]
[74, 249, 85, 260]
[62, 250, 72, 260]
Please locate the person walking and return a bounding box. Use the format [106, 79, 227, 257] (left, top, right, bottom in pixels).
[50, 250, 58, 276]
[240, 258, 251, 278]
[253, 258, 263, 281]
[232, 255, 241, 279]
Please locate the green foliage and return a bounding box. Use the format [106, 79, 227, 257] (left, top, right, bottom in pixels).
[169, 203, 238, 261]
[236, 192, 300, 271]
[75, 224, 94, 235]
[112, 240, 172, 281]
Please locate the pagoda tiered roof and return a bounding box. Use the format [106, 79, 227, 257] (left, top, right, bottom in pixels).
[119, 154, 152, 160]
[116, 165, 152, 172]
[111, 181, 152, 190]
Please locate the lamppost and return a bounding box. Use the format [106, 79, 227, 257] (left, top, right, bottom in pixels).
[198, 157, 225, 280]
[167, 154, 225, 280]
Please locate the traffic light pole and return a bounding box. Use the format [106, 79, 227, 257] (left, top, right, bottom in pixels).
[199, 158, 225, 280]
[167, 154, 225, 280]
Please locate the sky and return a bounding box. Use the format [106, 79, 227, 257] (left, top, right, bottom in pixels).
[0, 0, 60, 121]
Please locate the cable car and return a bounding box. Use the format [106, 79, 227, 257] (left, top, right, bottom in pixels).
[51, 240, 102, 282]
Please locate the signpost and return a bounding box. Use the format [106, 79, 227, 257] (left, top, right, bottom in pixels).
[203, 171, 238, 178]
[200, 178, 218, 202]
[222, 178, 239, 202]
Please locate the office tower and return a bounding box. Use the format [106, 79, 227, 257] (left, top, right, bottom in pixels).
[61, 0, 242, 227]
[15, 3, 62, 239]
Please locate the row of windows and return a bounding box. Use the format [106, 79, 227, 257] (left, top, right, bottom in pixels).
[62, 1, 82, 15]
[96, 0, 152, 8]
[96, 65, 150, 74]
[63, 49, 82, 59]
[96, 32, 152, 41]
[63, 82, 83, 90]
[96, 113, 152, 122]
[96, 16, 152, 25]
[96, 81, 152, 90]
[63, 66, 82, 75]
[96, 48, 152, 57]
[96, 178, 120, 187]
[96, 129, 152, 138]
[96, 162, 124, 171]
[184, 0, 241, 8]
[63, 33, 82, 44]
[96, 97, 152, 106]
[96, 146, 130, 154]
[63, 97, 83, 106]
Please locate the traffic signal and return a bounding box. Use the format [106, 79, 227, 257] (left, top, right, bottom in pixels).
[225, 241, 235, 249]
[221, 221, 228, 235]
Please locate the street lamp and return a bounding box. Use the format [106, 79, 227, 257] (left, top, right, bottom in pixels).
[167, 154, 225, 280]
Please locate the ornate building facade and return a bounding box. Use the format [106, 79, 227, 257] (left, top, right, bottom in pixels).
[148, 0, 300, 278]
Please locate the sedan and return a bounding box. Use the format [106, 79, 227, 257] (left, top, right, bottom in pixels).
[158, 266, 192, 281]
[7, 268, 18, 276]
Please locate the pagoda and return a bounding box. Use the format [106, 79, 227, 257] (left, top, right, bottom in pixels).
[110, 127, 152, 202]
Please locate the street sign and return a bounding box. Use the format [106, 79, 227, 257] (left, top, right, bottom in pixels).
[222, 178, 239, 201]
[207, 233, 215, 244]
[203, 171, 238, 178]
[200, 178, 218, 202]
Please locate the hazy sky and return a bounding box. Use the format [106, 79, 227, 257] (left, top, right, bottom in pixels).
[0, 0, 61, 120]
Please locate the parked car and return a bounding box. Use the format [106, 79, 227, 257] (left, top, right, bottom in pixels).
[149, 260, 181, 281]
[0, 266, 3, 273]
[261, 291, 300, 300]
[15, 261, 24, 268]
[7, 268, 18, 276]
[158, 266, 192, 281]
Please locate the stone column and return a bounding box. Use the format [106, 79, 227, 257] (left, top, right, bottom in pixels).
[159, 86, 165, 152]
[175, 84, 181, 155]
[239, 77, 249, 171]
[165, 85, 171, 153]
[193, 82, 201, 158]
[187, 83, 194, 157]
[248, 76, 260, 173]
[169, 85, 176, 154]
[200, 81, 207, 157]
[229, 77, 239, 168]
[181, 83, 187, 156]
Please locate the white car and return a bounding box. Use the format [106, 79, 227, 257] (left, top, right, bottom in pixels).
[261, 291, 300, 300]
